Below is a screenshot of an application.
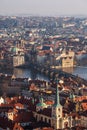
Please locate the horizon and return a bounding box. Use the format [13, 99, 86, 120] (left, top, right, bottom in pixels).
[0, 13, 87, 18]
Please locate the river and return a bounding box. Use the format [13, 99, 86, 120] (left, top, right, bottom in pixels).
[0, 54, 87, 81]
[0, 66, 87, 81]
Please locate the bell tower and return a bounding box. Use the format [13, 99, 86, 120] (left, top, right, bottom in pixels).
[52, 80, 63, 129]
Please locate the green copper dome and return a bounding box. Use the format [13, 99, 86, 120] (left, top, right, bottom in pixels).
[36, 102, 47, 107]
[36, 97, 47, 107]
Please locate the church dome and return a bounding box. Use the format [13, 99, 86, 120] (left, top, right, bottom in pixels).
[36, 97, 47, 110]
[36, 102, 47, 107]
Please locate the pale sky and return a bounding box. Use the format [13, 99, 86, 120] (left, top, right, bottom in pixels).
[0, 0, 87, 16]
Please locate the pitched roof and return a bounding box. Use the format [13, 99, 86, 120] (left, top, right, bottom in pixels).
[12, 110, 33, 123]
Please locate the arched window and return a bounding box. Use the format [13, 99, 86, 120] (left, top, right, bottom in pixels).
[64, 57, 67, 60]
[58, 108, 60, 111]
[69, 57, 72, 59]
[45, 118, 47, 123]
[41, 116, 43, 121]
[49, 119, 51, 124]
[64, 122, 68, 128]
[36, 115, 37, 120]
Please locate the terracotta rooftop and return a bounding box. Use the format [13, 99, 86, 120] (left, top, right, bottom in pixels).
[11, 110, 34, 123]
[41, 127, 53, 130]
[75, 96, 87, 102]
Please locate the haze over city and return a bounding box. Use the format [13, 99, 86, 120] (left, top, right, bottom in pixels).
[0, 0, 87, 16]
[1, 0, 87, 129]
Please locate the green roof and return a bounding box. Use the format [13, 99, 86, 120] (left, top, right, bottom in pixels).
[36, 102, 47, 107]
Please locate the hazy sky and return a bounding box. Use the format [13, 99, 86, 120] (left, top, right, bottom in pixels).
[0, 0, 87, 16]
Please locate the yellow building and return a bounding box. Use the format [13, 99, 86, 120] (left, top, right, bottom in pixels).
[61, 50, 74, 68]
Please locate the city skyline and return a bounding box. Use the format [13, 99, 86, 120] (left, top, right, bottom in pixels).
[0, 0, 87, 16]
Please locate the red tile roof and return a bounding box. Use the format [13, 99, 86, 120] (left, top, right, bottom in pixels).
[41, 127, 54, 130]
[12, 111, 33, 123]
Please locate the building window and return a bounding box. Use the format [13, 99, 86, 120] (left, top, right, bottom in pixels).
[49, 119, 51, 124]
[45, 118, 47, 123]
[64, 57, 67, 59]
[64, 122, 68, 128]
[69, 57, 72, 59]
[58, 108, 60, 111]
[41, 116, 43, 121]
[36, 115, 37, 120]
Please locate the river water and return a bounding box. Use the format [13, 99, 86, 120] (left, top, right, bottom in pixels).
[0, 54, 87, 81]
[0, 65, 86, 81]
[12, 66, 87, 80]
[12, 53, 87, 80]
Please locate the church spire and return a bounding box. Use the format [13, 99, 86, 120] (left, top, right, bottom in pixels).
[52, 79, 63, 129]
[54, 79, 61, 107]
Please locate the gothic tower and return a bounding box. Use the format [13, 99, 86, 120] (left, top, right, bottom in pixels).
[52, 82, 63, 129]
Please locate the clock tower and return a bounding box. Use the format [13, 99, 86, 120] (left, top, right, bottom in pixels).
[52, 81, 63, 129]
